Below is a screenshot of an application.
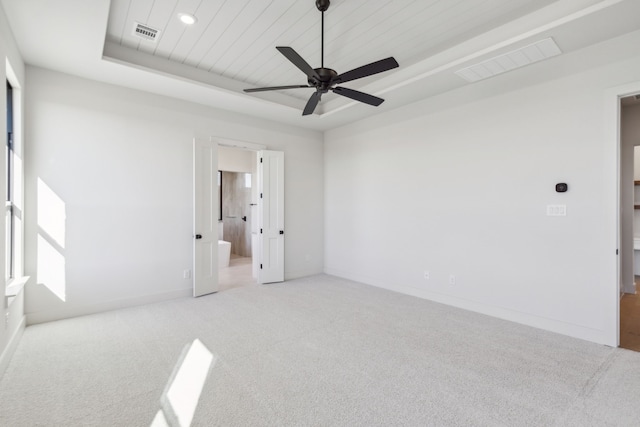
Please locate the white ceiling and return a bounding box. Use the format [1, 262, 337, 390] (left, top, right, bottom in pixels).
[2, 0, 640, 131]
[106, 0, 556, 99]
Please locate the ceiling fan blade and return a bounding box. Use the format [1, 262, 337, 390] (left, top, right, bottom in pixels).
[276, 47, 320, 80]
[302, 91, 322, 116]
[244, 85, 312, 93]
[334, 57, 399, 84]
[332, 87, 384, 106]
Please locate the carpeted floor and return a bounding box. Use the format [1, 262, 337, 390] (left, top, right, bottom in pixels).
[1, 274, 640, 426]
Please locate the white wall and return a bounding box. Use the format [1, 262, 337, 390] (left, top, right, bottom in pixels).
[25, 67, 324, 324]
[324, 42, 640, 345]
[0, 1, 26, 376]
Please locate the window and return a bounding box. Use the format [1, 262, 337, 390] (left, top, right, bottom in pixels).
[5, 78, 23, 285]
[5, 80, 14, 280]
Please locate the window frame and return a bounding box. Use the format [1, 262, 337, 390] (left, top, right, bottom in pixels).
[6, 80, 14, 280]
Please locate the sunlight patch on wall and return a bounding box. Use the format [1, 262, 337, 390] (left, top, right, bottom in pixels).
[37, 178, 66, 301]
[37, 178, 66, 248]
[37, 234, 66, 301]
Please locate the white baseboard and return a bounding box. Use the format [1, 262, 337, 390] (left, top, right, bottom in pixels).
[0, 315, 26, 379]
[285, 268, 323, 281]
[26, 288, 192, 325]
[324, 267, 610, 346]
[622, 281, 636, 294]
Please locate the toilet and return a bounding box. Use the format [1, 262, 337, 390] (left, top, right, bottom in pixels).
[218, 240, 231, 268]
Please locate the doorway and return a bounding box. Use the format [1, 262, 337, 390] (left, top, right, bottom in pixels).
[218, 146, 259, 291]
[620, 94, 640, 351]
[193, 137, 285, 296]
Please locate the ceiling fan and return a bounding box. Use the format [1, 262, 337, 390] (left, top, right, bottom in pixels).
[243, 0, 399, 116]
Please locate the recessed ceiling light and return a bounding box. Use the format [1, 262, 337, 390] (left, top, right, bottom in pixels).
[178, 13, 197, 25]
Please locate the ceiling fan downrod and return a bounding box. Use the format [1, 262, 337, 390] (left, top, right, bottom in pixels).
[316, 0, 330, 68]
[243, 0, 399, 116]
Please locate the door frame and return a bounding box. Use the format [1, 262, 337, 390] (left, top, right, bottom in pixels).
[605, 82, 640, 347]
[210, 136, 268, 290]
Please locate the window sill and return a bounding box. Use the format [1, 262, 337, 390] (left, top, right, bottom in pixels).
[6, 276, 29, 297]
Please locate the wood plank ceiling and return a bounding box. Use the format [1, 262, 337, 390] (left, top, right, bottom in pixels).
[106, 0, 557, 100]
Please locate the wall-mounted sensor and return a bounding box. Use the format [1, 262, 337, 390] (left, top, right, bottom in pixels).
[555, 183, 568, 193]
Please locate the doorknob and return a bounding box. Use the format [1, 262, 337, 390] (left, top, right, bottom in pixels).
[195, 234, 202, 239]
[242, 216, 247, 222]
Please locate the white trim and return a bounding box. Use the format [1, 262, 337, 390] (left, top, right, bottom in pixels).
[604, 81, 640, 347]
[213, 137, 266, 151]
[324, 268, 609, 344]
[0, 314, 25, 379]
[5, 275, 29, 299]
[26, 287, 192, 325]
[285, 268, 323, 281]
[5, 58, 25, 281]
[5, 58, 20, 88]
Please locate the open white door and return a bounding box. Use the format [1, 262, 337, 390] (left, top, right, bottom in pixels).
[193, 137, 218, 297]
[258, 150, 284, 284]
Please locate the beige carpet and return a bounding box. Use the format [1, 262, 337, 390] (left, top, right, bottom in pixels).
[1, 274, 640, 426]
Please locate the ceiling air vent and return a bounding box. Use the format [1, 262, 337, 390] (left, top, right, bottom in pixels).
[132, 22, 160, 42]
[455, 38, 562, 83]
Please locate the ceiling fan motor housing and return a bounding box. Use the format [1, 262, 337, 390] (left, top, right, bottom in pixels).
[309, 68, 337, 92]
[316, 0, 330, 12]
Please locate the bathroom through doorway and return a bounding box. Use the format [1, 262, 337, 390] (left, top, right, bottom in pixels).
[218, 145, 259, 291]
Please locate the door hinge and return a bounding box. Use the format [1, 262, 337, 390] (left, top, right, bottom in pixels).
[260, 228, 262, 234]
[260, 158, 263, 163]
[616, 249, 619, 255]
[260, 193, 263, 198]
[260, 264, 263, 269]
[279, 230, 284, 235]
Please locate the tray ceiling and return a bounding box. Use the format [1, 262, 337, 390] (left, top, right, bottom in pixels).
[105, 0, 556, 100]
[3, 0, 640, 130]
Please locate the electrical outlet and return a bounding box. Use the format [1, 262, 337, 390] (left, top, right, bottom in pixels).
[449, 274, 456, 285]
[423, 271, 430, 280]
[183, 269, 191, 279]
